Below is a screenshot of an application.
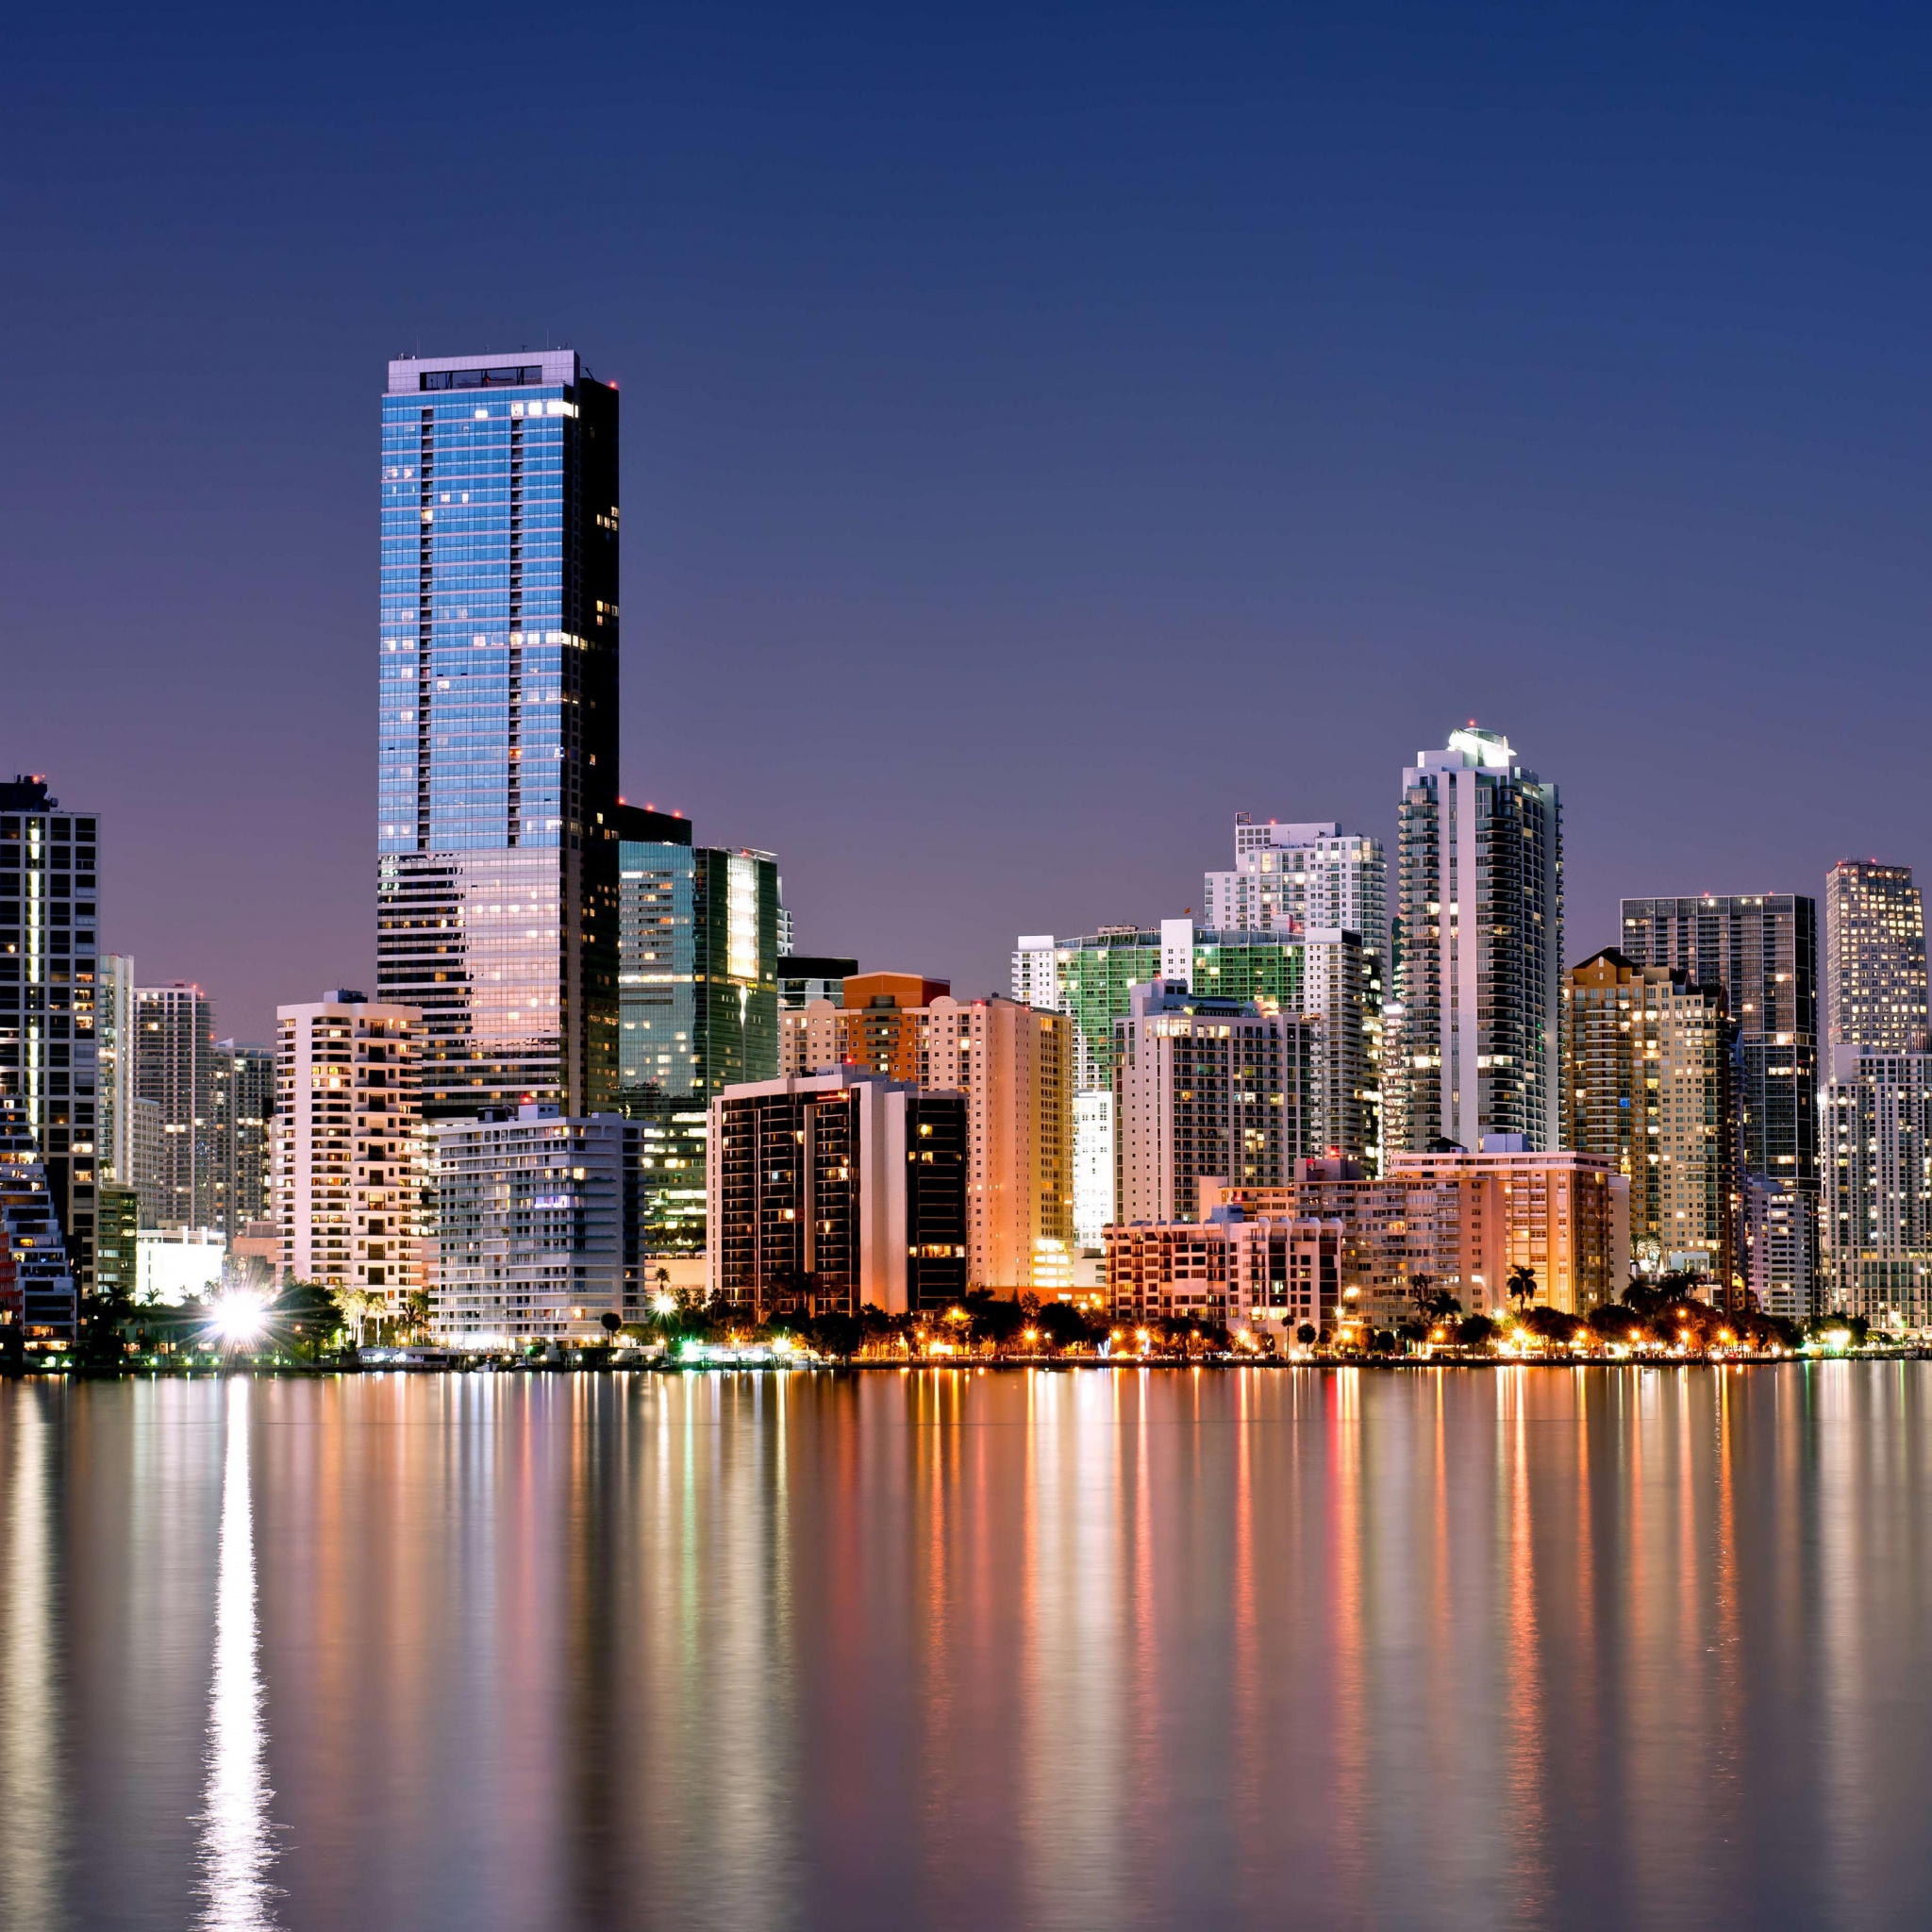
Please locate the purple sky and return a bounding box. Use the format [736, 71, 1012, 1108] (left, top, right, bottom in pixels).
[8, 1, 1931, 1037]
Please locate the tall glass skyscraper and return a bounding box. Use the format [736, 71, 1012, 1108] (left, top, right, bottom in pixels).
[376, 351, 621, 1117]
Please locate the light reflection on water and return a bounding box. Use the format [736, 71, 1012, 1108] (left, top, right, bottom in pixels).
[4, 1366, 1932, 1928]
[194, 1378, 278, 1930]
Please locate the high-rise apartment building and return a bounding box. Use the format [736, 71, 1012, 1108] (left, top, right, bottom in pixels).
[430, 1104, 629, 1346]
[376, 350, 621, 1118]
[212, 1040, 275, 1239]
[96, 954, 134, 1189]
[708, 1070, 969, 1317]
[135, 982, 214, 1231]
[0, 778, 99, 1291]
[786, 986, 1074, 1291]
[1563, 949, 1734, 1293]
[1822, 1046, 1932, 1331]
[92, 1185, 140, 1304]
[0, 1092, 77, 1341]
[1207, 818, 1387, 950]
[1620, 893, 1820, 1313]
[615, 807, 781, 1256]
[273, 992, 423, 1303]
[1393, 727, 1562, 1155]
[1825, 860, 1927, 1053]
[1113, 981, 1319, 1225]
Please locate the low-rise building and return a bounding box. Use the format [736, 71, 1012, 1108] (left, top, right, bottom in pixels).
[1106, 1210, 1342, 1340]
[708, 1070, 967, 1319]
[137, 1225, 226, 1305]
[1201, 1140, 1628, 1324]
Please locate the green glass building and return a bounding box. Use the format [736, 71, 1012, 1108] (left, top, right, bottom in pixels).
[616, 807, 780, 1255]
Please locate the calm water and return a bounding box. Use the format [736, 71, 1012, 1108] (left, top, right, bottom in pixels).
[2, 1366, 1930, 1930]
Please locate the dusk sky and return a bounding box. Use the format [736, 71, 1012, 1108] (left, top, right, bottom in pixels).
[9, 0, 1931, 1037]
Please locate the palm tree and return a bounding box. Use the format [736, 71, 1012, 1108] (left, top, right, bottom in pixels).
[1507, 1263, 1539, 1320]
[1407, 1274, 1437, 1324]
[398, 1290, 433, 1343]
[332, 1286, 379, 1349]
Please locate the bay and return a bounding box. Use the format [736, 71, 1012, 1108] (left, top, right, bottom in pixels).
[1, 1365, 1928, 1930]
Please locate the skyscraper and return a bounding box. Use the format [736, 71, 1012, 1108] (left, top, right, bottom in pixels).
[1393, 727, 1562, 1155]
[1563, 948, 1734, 1293]
[1205, 819, 1386, 953]
[97, 954, 134, 1188]
[135, 982, 215, 1229]
[1822, 1045, 1932, 1331]
[1620, 893, 1821, 1316]
[615, 806, 781, 1256]
[1825, 860, 1927, 1053]
[376, 350, 621, 1119]
[0, 780, 100, 1292]
[212, 1039, 275, 1238]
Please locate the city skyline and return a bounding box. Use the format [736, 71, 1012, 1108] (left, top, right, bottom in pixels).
[12, 7, 1932, 1040]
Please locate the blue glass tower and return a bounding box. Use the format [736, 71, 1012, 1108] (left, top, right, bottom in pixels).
[376, 352, 620, 1115]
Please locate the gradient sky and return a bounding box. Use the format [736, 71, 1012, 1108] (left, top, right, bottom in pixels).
[8, 1, 1931, 1038]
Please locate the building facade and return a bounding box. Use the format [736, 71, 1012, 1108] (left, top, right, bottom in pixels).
[1620, 892, 1820, 1313]
[708, 1070, 968, 1317]
[212, 1039, 275, 1239]
[273, 992, 423, 1303]
[616, 807, 781, 1257]
[1823, 1046, 1932, 1331]
[783, 988, 1073, 1292]
[1393, 727, 1562, 1155]
[1113, 982, 1320, 1226]
[1207, 818, 1387, 950]
[97, 953, 134, 1190]
[1825, 860, 1927, 1054]
[0, 1091, 77, 1341]
[93, 1184, 139, 1303]
[0, 778, 99, 1291]
[136, 982, 215, 1231]
[1563, 948, 1734, 1292]
[1106, 1209, 1342, 1338]
[1205, 1143, 1628, 1325]
[431, 1104, 627, 1346]
[376, 349, 621, 1118]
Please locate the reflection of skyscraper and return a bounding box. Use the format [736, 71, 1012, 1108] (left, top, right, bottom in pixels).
[1393, 727, 1562, 1155]
[375, 351, 621, 1118]
[0, 778, 99, 1291]
[1825, 860, 1927, 1053]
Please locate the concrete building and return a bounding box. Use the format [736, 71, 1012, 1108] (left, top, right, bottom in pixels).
[376, 350, 621, 1119]
[708, 1070, 968, 1318]
[135, 982, 215, 1230]
[1621, 893, 1820, 1314]
[212, 1039, 275, 1240]
[1302, 927, 1378, 1169]
[1742, 1174, 1813, 1325]
[1113, 981, 1320, 1226]
[1823, 1046, 1932, 1332]
[1107, 1210, 1343, 1340]
[1208, 818, 1387, 950]
[273, 992, 423, 1305]
[128, 1095, 164, 1226]
[1825, 860, 1927, 1054]
[1563, 949, 1734, 1293]
[430, 1104, 627, 1346]
[1205, 1141, 1628, 1325]
[0, 1091, 76, 1341]
[92, 1184, 139, 1302]
[0, 777, 100, 1291]
[1072, 1090, 1114, 1249]
[783, 981, 1074, 1292]
[97, 953, 134, 1190]
[1392, 727, 1562, 1156]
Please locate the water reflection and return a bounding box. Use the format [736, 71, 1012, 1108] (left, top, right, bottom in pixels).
[8, 1367, 1932, 1927]
[194, 1377, 277, 1930]
[0, 1388, 61, 1930]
